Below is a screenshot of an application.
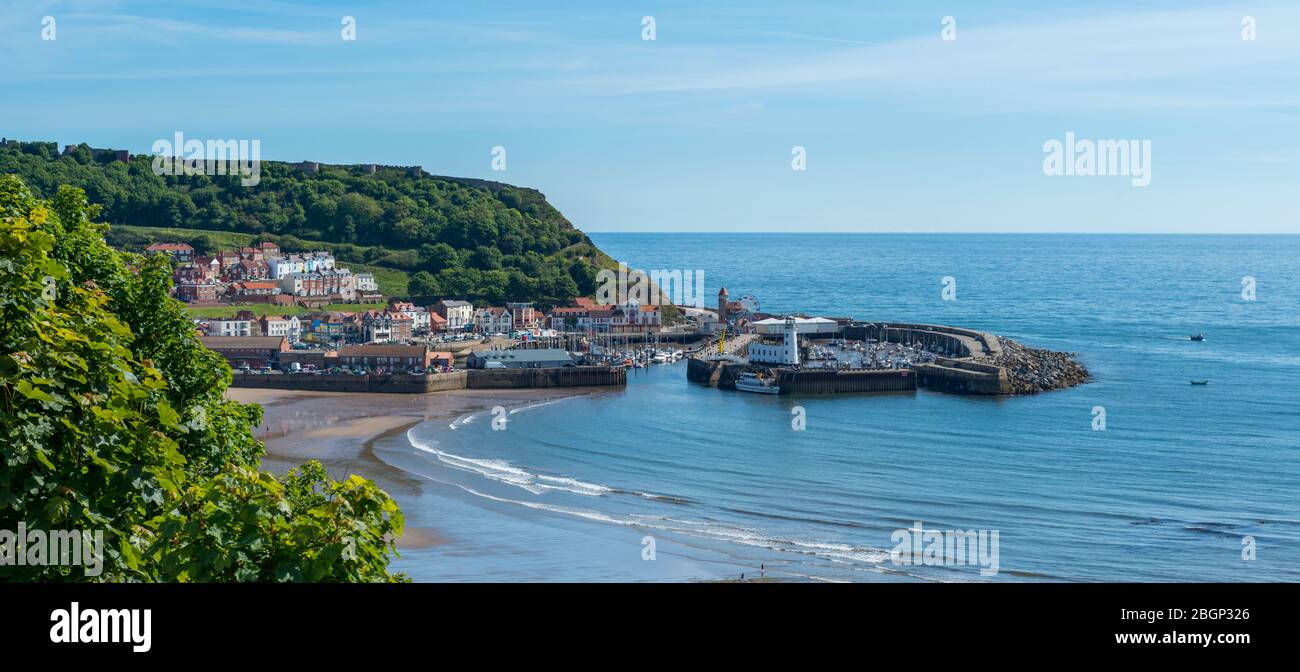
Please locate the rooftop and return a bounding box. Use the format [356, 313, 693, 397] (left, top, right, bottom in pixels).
[472, 348, 573, 362]
[338, 344, 428, 357]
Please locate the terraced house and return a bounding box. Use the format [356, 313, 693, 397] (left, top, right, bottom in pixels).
[473, 306, 513, 334]
[361, 309, 414, 343]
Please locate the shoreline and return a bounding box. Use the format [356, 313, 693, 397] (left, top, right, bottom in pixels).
[227, 386, 595, 551]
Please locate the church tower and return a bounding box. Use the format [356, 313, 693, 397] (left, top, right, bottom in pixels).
[718, 286, 729, 324]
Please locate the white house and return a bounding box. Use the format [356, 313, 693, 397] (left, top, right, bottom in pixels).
[390, 302, 431, 333]
[207, 318, 256, 337]
[260, 315, 302, 342]
[473, 307, 513, 334]
[267, 255, 305, 279]
[436, 300, 474, 331]
[355, 273, 379, 293]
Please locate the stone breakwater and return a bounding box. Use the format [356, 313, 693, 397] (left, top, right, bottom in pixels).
[689, 324, 1089, 396]
[973, 337, 1090, 394]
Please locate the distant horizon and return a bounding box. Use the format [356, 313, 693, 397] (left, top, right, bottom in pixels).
[587, 230, 1300, 236]
[3, 0, 1297, 234]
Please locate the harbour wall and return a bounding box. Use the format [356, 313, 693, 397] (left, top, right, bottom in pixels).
[688, 319, 1012, 395]
[913, 358, 1010, 395]
[231, 366, 625, 393]
[466, 366, 626, 389]
[688, 358, 917, 394]
[232, 371, 467, 394]
[842, 323, 1000, 358]
[776, 368, 916, 394]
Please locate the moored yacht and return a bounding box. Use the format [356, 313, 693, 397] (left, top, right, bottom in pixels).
[735, 372, 780, 394]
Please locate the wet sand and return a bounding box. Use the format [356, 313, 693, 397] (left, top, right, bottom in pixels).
[226, 386, 586, 550]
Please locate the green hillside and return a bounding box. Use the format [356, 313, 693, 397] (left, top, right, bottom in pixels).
[1, 140, 613, 306]
[100, 224, 412, 297]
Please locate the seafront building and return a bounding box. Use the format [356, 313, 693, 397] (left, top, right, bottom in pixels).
[467, 349, 576, 369]
[198, 335, 288, 369]
[473, 306, 514, 334]
[747, 317, 802, 366]
[337, 344, 447, 371]
[360, 309, 415, 343]
[752, 316, 838, 336]
[435, 300, 474, 330]
[543, 300, 662, 333]
[259, 314, 302, 342]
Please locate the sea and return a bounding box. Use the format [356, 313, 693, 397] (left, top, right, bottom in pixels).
[375, 234, 1300, 582]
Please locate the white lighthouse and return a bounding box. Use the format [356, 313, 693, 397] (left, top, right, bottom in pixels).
[781, 316, 800, 366]
[746, 315, 801, 366]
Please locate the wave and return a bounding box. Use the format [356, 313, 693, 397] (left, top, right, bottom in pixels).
[408, 429, 614, 496]
[404, 466, 891, 568]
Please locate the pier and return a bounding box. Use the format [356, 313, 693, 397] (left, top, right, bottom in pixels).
[687, 320, 1071, 396]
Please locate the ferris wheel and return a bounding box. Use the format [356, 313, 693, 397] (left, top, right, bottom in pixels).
[729, 294, 760, 329]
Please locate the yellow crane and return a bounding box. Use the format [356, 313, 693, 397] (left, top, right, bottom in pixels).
[717, 329, 726, 354]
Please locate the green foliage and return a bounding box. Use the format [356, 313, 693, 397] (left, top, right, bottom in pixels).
[0, 176, 405, 582]
[3, 143, 613, 307]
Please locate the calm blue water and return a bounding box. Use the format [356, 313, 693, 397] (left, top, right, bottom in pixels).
[382, 234, 1300, 582]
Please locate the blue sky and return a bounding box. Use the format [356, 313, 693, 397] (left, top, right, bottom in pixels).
[1, 0, 1297, 233]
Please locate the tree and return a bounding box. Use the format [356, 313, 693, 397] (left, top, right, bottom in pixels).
[0, 176, 405, 582]
[189, 233, 218, 256]
[409, 271, 441, 298]
[0, 142, 617, 308]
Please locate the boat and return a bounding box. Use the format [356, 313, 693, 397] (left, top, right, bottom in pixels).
[1190, 333, 1205, 341]
[735, 372, 781, 395]
[1190, 380, 1209, 385]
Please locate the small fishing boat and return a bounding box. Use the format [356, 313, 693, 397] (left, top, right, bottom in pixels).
[1190, 380, 1209, 385]
[1190, 333, 1205, 341]
[735, 372, 780, 395]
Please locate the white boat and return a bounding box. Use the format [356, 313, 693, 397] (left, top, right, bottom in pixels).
[735, 372, 780, 395]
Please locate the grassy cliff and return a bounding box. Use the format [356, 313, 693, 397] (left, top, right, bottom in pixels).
[1, 140, 614, 306]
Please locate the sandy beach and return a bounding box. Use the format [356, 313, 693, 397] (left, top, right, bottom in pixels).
[227, 386, 587, 550]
